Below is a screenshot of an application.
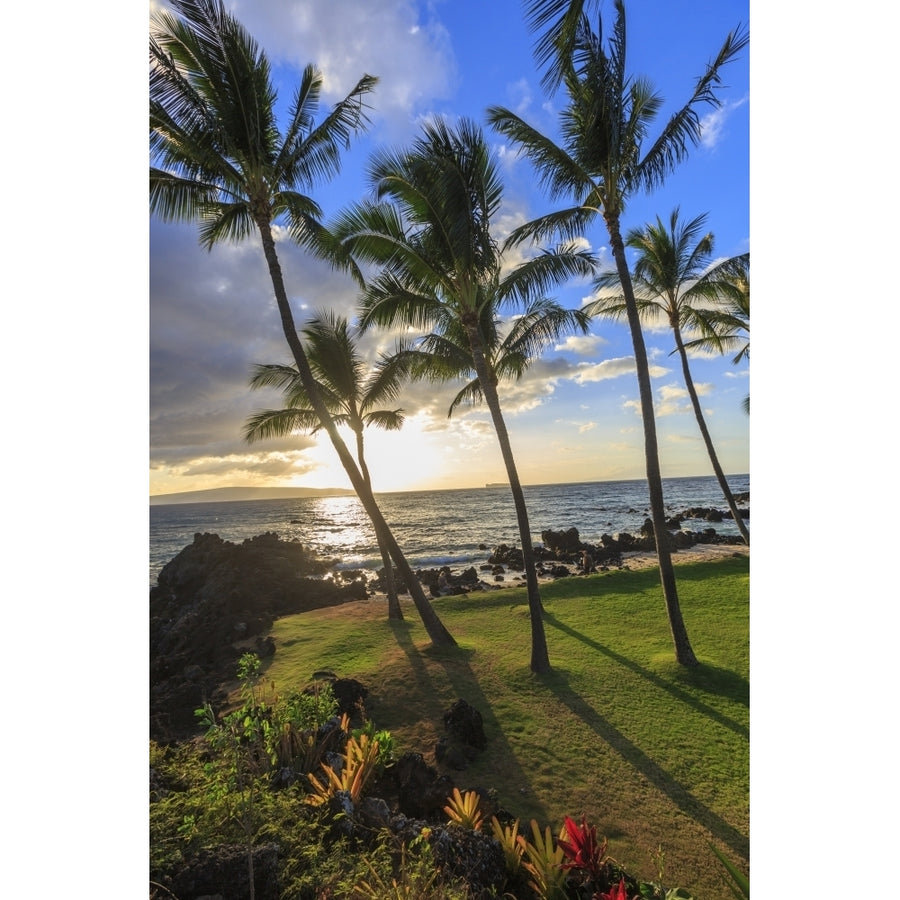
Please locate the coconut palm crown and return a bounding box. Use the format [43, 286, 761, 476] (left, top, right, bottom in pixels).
[245, 311, 413, 617]
[331, 116, 597, 673]
[150, 0, 455, 646]
[588, 209, 750, 543]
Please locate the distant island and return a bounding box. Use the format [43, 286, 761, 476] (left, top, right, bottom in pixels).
[149, 486, 356, 506]
[485, 482, 509, 488]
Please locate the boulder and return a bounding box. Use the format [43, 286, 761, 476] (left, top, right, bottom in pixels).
[540, 527, 582, 553]
[149, 532, 362, 742]
[443, 699, 487, 751]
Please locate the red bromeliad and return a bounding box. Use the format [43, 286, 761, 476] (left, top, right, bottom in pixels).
[557, 814, 609, 879]
[597, 876, 629, 900]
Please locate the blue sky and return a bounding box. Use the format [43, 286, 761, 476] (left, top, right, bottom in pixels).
[149, 0, 750, 495]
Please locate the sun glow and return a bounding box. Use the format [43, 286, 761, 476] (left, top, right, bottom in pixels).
[288, 416, 458, 493]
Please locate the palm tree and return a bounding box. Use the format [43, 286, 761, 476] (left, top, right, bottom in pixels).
[682, 256, 750, 414]
[587, 209, 749, 544]
[150, 0, 455, 646]
[399, 298, 590, 419]
[332, 117, 597, 673]
[488, 0, 748, 665]
[244, 310, 412, 618]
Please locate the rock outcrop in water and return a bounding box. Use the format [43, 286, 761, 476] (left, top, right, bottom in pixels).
[149, 531, 365, 741]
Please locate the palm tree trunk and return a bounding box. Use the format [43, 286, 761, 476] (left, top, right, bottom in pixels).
[606, 216, 698, 666]
[254, 217, 453, 645]
[464, 318, 551, 674]
[355, 429, 403, 618]
[672, 322, 749, 545]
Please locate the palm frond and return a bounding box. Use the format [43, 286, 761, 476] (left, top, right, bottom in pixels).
[361, 409, 405, 431]
[243, 407, 322, 443]
[499, 243, 598, 306]
[487, 105, 598, 205]
[505, 206, 601, 250]
[636, 24, 749, 192]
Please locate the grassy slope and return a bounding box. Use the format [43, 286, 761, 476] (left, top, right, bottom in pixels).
[263, 557, 749, 899]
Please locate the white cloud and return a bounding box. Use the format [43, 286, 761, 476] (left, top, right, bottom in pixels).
[554, 333, 607, 356]
[231, 0, 457, 139]
[700, 95, 749, 150]
[572, 357, 669, 383]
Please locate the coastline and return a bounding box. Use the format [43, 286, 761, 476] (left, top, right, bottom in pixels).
[359, 542, 749, 604]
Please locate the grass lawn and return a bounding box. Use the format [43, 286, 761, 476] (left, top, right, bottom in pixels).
[263, 556, 749, 899]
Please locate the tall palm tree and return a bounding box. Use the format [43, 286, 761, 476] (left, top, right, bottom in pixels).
[332, 117, 597, 673]
[682, 256, 750, 414]
[150, 0, 455, 646]
[587, 209, 749, 544]
[244, 311, 411, 618]
[488, 0, 748, 665]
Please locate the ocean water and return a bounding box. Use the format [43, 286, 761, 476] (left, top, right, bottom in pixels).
[149, 474, 748, 588]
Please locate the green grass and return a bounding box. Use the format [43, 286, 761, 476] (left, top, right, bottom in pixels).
[264, 557, 749, 899]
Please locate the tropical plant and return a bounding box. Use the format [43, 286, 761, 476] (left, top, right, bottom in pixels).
[332, 117, 596, 672]
[306, 715, 380, 806]
[588, 209, 749, 544]
[490, 816, 525, 880]
[443, 787, 485, 831]
[602, 878, 632, 900]
[557, 814, 609, 881]
[708, 842, 749, 899]
[244, 310, 413, 617]
[682, 257, 750, 414]
[353, 829, 468, 900]
[518, 819, 569, 900]
[194, 653, 273, 900]
[149, 0, 455, 647]
[392, 295, 589, 419]
[488, 0, 748, 666]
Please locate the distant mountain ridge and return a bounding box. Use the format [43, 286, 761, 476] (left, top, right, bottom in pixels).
[149, 486, 356, 506]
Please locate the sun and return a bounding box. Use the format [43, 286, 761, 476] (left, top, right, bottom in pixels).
[288, 415, 461, 493]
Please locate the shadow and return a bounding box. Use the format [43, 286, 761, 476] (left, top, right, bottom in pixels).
[543, 613, 748, 736]
[400, 637, 551, 824]
[545, 669, 749, 862]
[663, 557, 749, 584]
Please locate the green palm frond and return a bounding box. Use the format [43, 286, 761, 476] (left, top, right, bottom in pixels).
[245, 312, 413, 448]
[637, 24, 749, 193]
[150, 0, 377, 257]
[487, 106, 599, 208]
[243, 407, 322, 443]
[499, 242, 598, 305]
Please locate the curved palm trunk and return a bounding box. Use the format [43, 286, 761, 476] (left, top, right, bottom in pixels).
[255, 217, 453, 645]
[464, 317, 551, 673]
[671, 322, 749, 545]
[355, 429, 403, 618]
[606, 216, 698, 666]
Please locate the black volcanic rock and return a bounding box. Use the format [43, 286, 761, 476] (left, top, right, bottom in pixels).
[149, 531, 365, 741]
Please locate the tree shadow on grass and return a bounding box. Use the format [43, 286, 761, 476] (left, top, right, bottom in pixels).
[390, 619, 549, 823]
[543, 669, 749, 863]
[543, 613, 748, 736]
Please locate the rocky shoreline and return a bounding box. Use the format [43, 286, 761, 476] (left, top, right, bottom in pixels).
[150, 505, 748, 743]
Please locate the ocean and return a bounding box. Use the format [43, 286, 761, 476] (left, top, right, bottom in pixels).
[149, 474, 749, 588]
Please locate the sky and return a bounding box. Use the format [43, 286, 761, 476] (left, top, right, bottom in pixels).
[149, 0, 751, 497]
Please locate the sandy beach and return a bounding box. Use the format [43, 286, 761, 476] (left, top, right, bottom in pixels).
[616, 543, 749, 570]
